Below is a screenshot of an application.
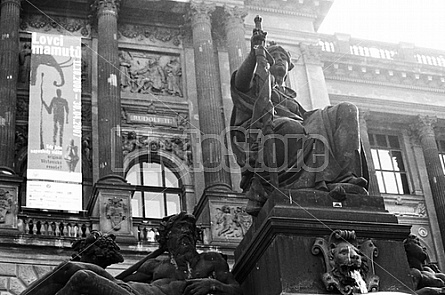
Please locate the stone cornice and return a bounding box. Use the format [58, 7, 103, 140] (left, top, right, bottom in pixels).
[325, 74, 445, 94]
[246, 4, 317, 18]
[329, 94, 445, 121]
[323, 56, 445, 93]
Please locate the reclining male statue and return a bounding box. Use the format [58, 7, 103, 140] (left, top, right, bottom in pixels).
[21, 213, 242, 295]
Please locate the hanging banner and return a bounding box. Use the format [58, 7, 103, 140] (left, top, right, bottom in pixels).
[26, 32, 82, 211]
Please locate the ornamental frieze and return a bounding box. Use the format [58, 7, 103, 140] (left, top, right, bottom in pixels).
[119, 50, 183, 97]
[118, 24, 181, 47]
[122, 132, 192, 166]
[20, 14, 90, 37]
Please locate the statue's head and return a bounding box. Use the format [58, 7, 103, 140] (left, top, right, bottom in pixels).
[157, 212, 201, 255]
[56, 88, 62, 96]
[404, 234, 428, 270]
[71, 230, 124, 269]
[267, 43, 295, 71]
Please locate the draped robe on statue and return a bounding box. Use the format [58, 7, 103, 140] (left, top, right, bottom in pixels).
[230, 71, 368, 193]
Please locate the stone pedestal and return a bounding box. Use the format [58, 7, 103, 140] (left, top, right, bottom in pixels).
[88, 175, 136, 243]
[0, 167, 22, 232]
[233, 190, 414, 295]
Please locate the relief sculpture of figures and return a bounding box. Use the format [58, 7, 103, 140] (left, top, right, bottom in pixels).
[119, 51, 183, 97]
[230, 16, 368, 216]
[404, 234, 445, 295]
[21, 212, 242, 295]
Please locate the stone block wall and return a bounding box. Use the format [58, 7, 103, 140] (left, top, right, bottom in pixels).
[0, 263, 54, 295]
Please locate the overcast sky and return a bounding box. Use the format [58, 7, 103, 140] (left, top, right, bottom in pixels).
[318, 0, 445, 51]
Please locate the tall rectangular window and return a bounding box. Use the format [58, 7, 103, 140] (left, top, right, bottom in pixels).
[369, 133, 410, 194]
[436, 140, 445, 174]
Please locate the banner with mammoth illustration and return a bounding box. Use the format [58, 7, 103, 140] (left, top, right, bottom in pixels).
[26, 32, 82, 211]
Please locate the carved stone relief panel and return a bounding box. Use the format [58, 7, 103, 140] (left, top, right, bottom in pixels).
[122, 131, 192, 167]
[118, 24, 182, 47]
[119, 49, 183, 98]
[99, 190, 133, 235]
[0, 186, 18, 228]
[210, 203, 252, 241]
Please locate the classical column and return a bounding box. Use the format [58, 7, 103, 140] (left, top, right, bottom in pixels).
[189, 2, 232, 191]
[415, 116, 445, 247]
[0, 0, 21, 168]
[91, 0, 123, 177]
[223, 6, 248, 74]
[359, 110, 380, 196]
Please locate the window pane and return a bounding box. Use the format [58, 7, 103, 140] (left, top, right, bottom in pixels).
[382, 171, 399, 194]
[376, 171, 386, 193]
[376, 134, 387, 147]
[126, 165, 141, 185]
[440, 154, 445, 174]
[388, 135, 400, 149]
[144, 192, 164, 218]
[391, 151, 405, 171]
[378, 150, 393, 170]
[131, 192, 142, 217]
[142, 163, 162, 186]
[398, 172, 410, 194]
[371, 149, 380, 169]
[165, 168, 179, 188]
[166, 194, 180, 215]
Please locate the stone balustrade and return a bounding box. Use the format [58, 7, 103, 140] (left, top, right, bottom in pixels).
[319, 33, 445, 67]
[18, 214, 92, 238]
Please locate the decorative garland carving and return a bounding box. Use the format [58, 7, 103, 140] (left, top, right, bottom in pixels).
[122, 132, 192, 166]
[118, 24, 181, 46]
[20, 14, 90, 37]
[312, 230, 379, 295]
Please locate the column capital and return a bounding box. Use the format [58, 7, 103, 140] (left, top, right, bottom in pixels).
[299, 43, 321, 65]
[188, 1, 216, 28]
[0, 0, 22, 7]
[90, 0, 121, 19]
[412, 115, 437, 139]
[222, 5, 247, 32]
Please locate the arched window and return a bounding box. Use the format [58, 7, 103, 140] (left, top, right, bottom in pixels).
[125, 156, 183, 219]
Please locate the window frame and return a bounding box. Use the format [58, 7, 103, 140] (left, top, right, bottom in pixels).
[369, 132, 410, 195]
[125, 154, 184, 219]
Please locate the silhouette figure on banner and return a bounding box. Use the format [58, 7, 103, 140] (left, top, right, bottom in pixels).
[64, 139, 80, 172]
[42, 88, 69, 147]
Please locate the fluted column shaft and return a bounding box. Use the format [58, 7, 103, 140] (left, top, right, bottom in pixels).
[416, 116, 445, 247]
[223, 6, 248, 74]
[94, 0, 123, 177]
[0, 0, 21, 168]
[190, 3, 231, 191]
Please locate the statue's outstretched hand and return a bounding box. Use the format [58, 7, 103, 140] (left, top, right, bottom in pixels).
[251, 30, 266, 50]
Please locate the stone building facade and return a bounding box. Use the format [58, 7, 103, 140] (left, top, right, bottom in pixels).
[0, 0, 444, 294]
